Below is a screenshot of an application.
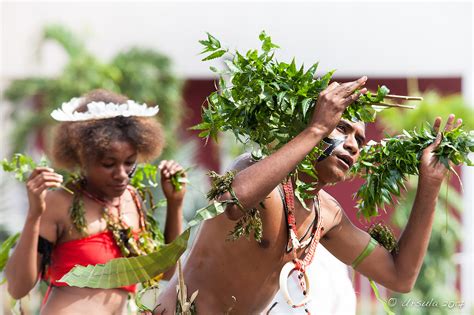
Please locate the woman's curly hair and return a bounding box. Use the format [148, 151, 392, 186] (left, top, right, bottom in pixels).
[52, 89, 164, 170]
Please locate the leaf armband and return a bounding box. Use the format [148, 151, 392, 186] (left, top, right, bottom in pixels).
[206, 170, 263, 242]
[368, 222, 398, 253]
[207, 170, 241, 207]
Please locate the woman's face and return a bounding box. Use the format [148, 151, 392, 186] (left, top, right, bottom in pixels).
[83, 140, 137, 198]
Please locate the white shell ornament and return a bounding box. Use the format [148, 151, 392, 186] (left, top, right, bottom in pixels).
[279, 261, 312, 308]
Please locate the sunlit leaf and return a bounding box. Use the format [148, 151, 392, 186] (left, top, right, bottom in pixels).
[187, 201, 225, 227]
[0, 233, 20, 273]
[60, 229, 190, 288]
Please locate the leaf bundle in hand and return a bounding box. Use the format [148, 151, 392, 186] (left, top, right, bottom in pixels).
[1, 154, 48, 182]
[353, 124, 474, 219]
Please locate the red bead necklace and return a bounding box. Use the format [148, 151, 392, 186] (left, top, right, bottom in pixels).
[279, 179, 324, 313]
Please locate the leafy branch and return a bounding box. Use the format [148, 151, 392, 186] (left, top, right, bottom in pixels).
[130, 164, 189, 192]
[194, 31, 391, 143]
[192, 31, 404, 210]
[1, 154, 74, 194]
[352, 123, 474, 219]
[198, 32, 228, 61]
[3, 24, 183, 155]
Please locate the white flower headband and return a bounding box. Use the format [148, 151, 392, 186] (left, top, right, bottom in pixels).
[50, 97, 159, 122]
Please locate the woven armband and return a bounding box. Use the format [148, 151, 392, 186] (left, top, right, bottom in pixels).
[351, 237, 379, 269]
[206, 170, 263, 242]
[368, 222, 399, 253]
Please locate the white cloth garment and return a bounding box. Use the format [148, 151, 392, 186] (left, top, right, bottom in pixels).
[263, 244, 356, 315]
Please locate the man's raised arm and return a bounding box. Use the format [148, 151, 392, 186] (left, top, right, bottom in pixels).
[322, 115, 462, 293]
[220, 77, 368, 220]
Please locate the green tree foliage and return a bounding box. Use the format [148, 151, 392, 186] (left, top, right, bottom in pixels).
[3, 24, 183, 156]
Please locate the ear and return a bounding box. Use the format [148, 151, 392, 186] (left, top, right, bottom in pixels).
[128, 163, 137, 178]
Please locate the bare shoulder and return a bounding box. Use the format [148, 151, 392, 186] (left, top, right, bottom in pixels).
[319, 190, 343, 211]
[224, 153, 282, 216]
[44, 188, 73, 214]
[226, 153, 258, 173]
[319, 190, 345, 237]
[41, 188, 73, 242]
[230, 153, 281, 197]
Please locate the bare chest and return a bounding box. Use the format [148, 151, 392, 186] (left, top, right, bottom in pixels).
[57, 193, 142, 243]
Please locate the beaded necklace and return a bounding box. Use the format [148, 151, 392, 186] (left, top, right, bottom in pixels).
[279, 179, 324, 314]
[80, 186, 154, 257]
[77, 185, 164, 287]
[68, 179, 160, 259]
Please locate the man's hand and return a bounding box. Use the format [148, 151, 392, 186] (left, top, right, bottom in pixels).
[309, 76, 368, 137]
[419, 114, 462, 185]
[159, 160, 187, 203]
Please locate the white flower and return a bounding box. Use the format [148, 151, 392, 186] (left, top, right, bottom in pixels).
[50, 97, 159, 121]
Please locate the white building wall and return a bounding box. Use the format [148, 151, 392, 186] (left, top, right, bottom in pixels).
[1, 1, 472, 80]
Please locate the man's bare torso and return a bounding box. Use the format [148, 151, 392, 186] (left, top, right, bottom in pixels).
[155, 186, 338, 314]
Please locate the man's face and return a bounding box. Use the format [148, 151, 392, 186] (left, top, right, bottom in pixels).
[314, 119, 366, 184]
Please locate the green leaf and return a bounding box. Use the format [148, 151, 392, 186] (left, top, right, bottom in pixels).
[207, 32, 221, 49]
[187, 201, 226, 227]
[199, 32, 222, 54]
[60, 229, 190, 288]
[369, 279, 395, 315]
[301, 98, 313, 119]
[0, 233, 20, 273]
[188, 122, 210, 131]
[202, 49, 227, 61]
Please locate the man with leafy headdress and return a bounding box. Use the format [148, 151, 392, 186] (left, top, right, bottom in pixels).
[154, 76, 462, 314]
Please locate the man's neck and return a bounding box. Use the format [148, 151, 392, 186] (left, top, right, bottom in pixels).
[294, 172, 326, 194]
[290, 172, 325, 211]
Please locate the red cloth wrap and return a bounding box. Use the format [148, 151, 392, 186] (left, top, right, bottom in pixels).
[46, 230, 137, 293]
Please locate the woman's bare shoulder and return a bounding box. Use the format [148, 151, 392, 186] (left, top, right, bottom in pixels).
[45, 188, 74, 209]
[42, 188, 74, 233]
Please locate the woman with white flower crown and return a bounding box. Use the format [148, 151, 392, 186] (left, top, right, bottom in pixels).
[4, 89, 186, 314]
